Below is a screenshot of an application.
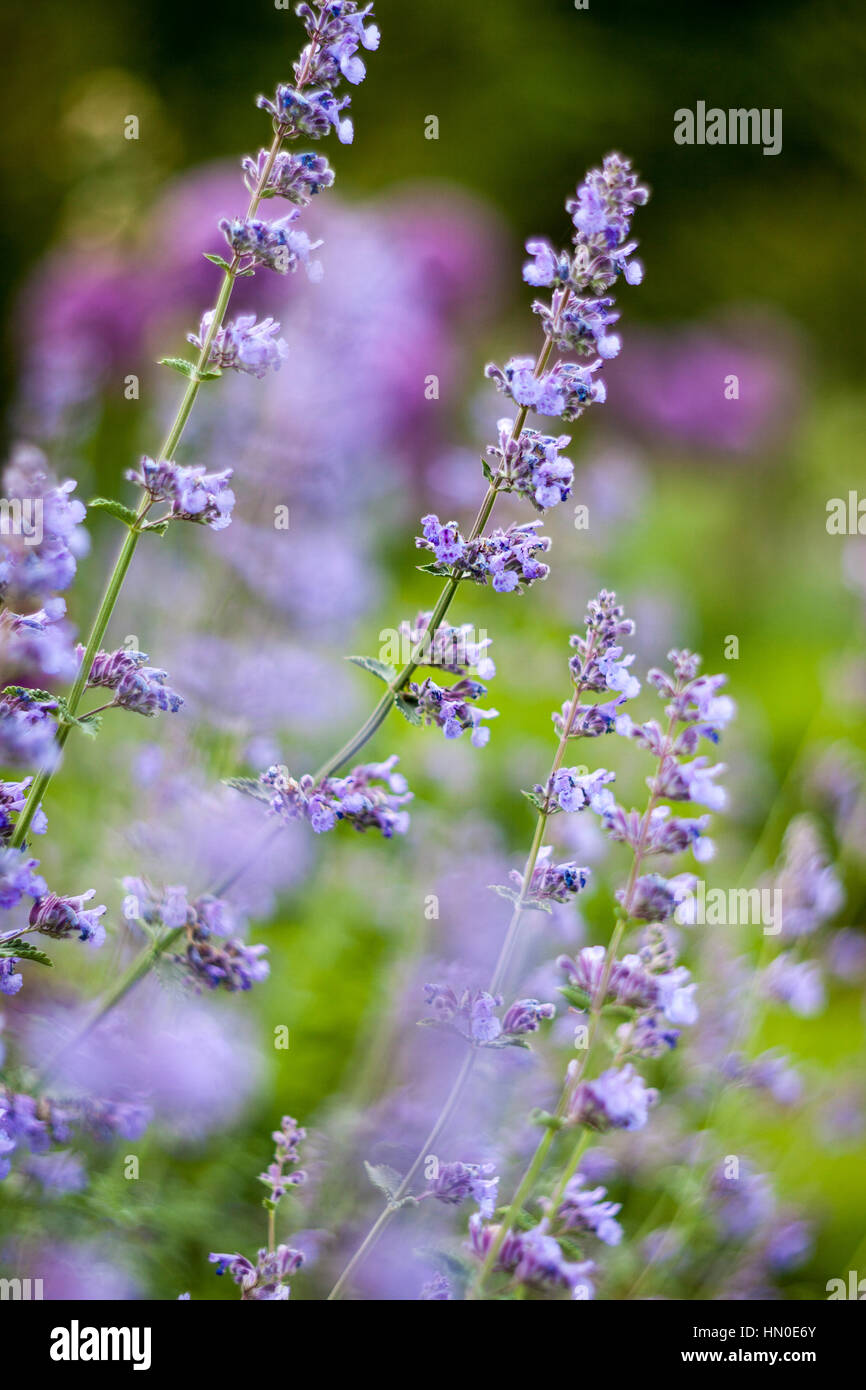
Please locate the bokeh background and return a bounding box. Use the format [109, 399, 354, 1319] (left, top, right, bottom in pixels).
[1, 0, 865, 1299]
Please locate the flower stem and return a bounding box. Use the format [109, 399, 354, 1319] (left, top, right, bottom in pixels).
[8, 126, 290, 850]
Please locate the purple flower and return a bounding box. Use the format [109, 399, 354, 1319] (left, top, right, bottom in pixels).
[468, 1214, 595, 1298]
[549, 766, 616, 815]
[485, 356, 607, 422]
[210, 1245, 303, 1301]
[81, 645, 182, 717]
[568, 1063, 658, 1131]
[29, 889, 107, 947]
[552, 1173, 623, 1245]
[623, 871, 697, 923]
[259, 1116, 307, 1203]
[406, 676, 499, 747]
[396, 613, 496, 679]
[511, 845, 590, 903]
[260, 755, 412, 838]
[0, 957, 23, 996]
[425, 1160, 500, 1218]
[420, 1272, 452, 1300]
[0, 688, 60, 769]
[0, 599, 78, 686]
[422, 984, 554, 1045]
[0, 445, 88, 606]
[126, 456, 235, 530]
[257, 85, 355, 145]
[485, 420, 574, 511]
[0, 846, 47, 909]
[760, 953, 825, 1017]
[187, 312, 288, 378]
[0, 777, 46, 842]
[241, 148, 335, 204]
[501, 997, 556, 1035]
[522, 239, 571, 288]
[603, 804, 715, 862]
[219, 213, 324, 279]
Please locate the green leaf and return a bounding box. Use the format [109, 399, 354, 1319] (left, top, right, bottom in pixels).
[0, 940, 53, 968]
[416, 561, 472, 580]
[203, 253, 232, 271]
[56, 699, 103, 737]
[88, 497, 139, 527]
[346, 655, 396, 685]
[558, 983, 592, 1012]
[521, 788, 546, 811]
[363, 1161, 403, 1203]
[522, 896, 553, 914]
[224, 776, 272, 804]
[157, 357, 222, 383]
[394, 693, 422, 726]
[488, 883, 519, 904]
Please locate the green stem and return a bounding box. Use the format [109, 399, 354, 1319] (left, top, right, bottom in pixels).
[8, 127, 289, 850]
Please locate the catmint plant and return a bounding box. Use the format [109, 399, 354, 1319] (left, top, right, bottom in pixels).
[0, 1, 380, 1002]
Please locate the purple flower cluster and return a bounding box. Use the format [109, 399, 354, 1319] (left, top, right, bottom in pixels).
[241, 148, 335, 204]
[416, 514, 551, 593]
[424, 1160, 500, 1219]
[0, 599, 77, 688]
[422, 984, 555, 1047]
[1, 1089, 149, 1182]
[550, 1173, 623, 1246]
[0, 846, 46, 910]
[81, 646, 183, 717]
[0, 778, 46, 843]
[210, 1245, 304, 1301]
[259, 1115, 308, 1204]
[219, 213, 324, 280]
[404, 676, 499, 748]
[121, 879, 269, 994]
[0, 687, 60, 770]
[29, 889, 106, 948]
[485, 421, 574, 512]
[0, 445, 88, 607]
[485, 154, 646, 428]
[258, 755, 412, 838]
[187, 311, 288, 379]
[468, 1214, 595, 1298]
[559, 942, 697, 1031]
[396, 612, 495, 679]
[568, 1062, 658, 1132]
[126, 457, 235, 530]
[510, 845, 590, 904]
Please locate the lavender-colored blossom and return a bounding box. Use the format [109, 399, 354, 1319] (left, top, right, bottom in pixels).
[510, 845, 589, 903]
[241, 148, 335, 204]
[259, 755, 412, 838]
[422, 984, 554, 1046]
[122, 879, 269, 994]
[0, 599, 77, 686]
[485, 355, 607, 422]
[126, 456, 235, 530]
[0, 688, 59, 769]
[0, 777, 46, 842]
[760, 952, 825, 1017]
[485, 420, 574, 511]
[552, 1173, 623, 1245]
[396, 612, 495, 679]
[187, 312, 288, 378]
[0, 445, 88, 605]
[28, 889, 106, 948]
[603, 803, 714, 862]
[773, 816, 844, 939]
[468, 1213, 595, 1298]
[406, 676, 498, 747]
[257, 85, 355, 144]
[623, 871, 697, 923]
[81, 645, 183, 717]
[210, 1245, 303, 1301]
[1, 1090, 150, 1182]
[0, 958, 23, 997]
[568, 1062, 658, 1132]
[219, 213, 324, 279]
[259, 1116, 307, 1203]
[548, 766, 616, 815]
[568, 591, 639, 695]
[416, 514, 551, 593]
[420, 1272, 452, 1299]
[0, 846, 47, 909]
[710, 1161, 775, 1240]
[424, 1160, 499, 1219]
